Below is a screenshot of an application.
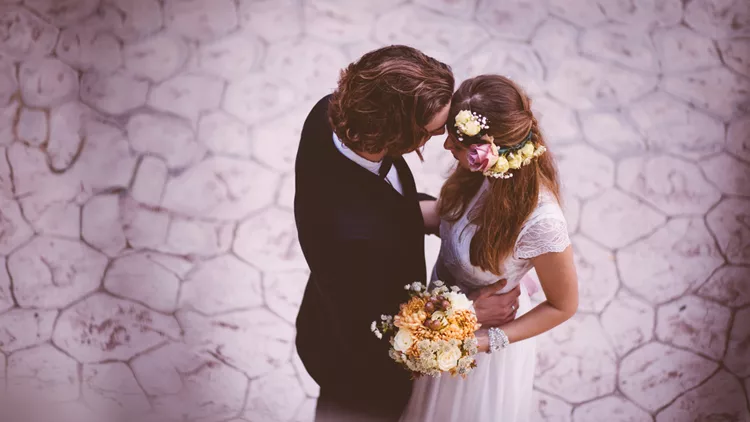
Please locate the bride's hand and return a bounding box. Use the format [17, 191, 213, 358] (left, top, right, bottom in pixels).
[475, 328, 490, 353]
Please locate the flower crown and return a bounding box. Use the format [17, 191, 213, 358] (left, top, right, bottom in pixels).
[454, 109, 546, 179]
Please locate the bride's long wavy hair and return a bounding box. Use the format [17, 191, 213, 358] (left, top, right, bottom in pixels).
[438, 75, 562, 275]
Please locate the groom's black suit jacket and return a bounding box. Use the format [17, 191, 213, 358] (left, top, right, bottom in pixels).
[294, 95, 427, 418]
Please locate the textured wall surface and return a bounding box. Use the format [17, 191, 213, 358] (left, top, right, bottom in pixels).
[0, 0, 749, 421]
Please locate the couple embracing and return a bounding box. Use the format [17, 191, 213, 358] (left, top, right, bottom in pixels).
[294, 45, 578, 422]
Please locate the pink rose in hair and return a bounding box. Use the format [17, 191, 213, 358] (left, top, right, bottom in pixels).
[467, 143, 499, 173]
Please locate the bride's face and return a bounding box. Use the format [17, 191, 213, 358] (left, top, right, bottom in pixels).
[443, 132, 471, 170]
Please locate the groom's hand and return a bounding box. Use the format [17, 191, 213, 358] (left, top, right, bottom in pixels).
[470, 280, 521, 327]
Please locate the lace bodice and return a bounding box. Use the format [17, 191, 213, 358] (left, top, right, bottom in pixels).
[435, 180, 570, 293]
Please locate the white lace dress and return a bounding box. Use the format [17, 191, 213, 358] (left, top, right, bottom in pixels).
[400, 179, 570, 422]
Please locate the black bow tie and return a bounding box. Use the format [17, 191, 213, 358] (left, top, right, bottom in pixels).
[379, 156, 393, 178]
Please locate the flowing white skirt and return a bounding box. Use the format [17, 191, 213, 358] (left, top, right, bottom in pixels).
[399, 283, 536, 422]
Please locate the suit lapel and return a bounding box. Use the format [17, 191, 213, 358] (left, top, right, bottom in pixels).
[394, 157, 417, 204]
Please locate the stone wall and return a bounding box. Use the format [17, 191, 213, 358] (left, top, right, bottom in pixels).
[0, 0, 748, 421]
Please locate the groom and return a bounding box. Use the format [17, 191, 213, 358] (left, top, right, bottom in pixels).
[294, 45, 522, 421]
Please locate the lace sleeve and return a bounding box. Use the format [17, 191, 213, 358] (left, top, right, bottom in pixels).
[514, 217, 571, 259]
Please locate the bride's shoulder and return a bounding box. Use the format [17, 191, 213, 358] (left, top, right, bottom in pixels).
[531, 190, 565, 221]
[513, 191, 571, 258]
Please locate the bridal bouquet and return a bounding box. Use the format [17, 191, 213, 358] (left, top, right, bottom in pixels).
[371, 281, 480, 378]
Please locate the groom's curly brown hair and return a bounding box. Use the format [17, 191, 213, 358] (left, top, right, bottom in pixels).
[328, 45, 454, 156]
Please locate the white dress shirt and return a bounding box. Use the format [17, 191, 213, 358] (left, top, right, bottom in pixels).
[333, 132, 403, 195]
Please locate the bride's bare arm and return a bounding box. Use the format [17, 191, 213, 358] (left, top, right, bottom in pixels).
[476, 246, 578, 352]
[420, 199, 440, 236]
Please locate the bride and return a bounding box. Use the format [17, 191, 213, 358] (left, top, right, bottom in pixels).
[402, 75, 579, 422]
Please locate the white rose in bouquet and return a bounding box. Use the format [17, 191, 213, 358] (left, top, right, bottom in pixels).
[437, 344, 462, 371]
[393, 328, 415, 352]
[446, 292, 473, 311]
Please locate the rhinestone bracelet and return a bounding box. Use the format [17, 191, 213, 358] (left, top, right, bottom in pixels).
[487, 327, 510, 353]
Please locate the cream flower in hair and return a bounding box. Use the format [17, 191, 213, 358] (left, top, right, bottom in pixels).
[488, 155, 510, 175]
[507, 152, 523, 170]
[455, 110, 473, 126]
[520, 142, 535, 160]
[462, 119, 482, 137]
[455, 110, 488, 138]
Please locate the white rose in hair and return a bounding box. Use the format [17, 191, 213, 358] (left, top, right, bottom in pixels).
[462, 119, 482, 136]
[393, 328, 415, 352]
[446, 292, 473, 311]
[436, 344, 462, 371]
[455, 110, 473, 125]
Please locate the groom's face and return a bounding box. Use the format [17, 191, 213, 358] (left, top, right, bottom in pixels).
[416, 103, 451, 150]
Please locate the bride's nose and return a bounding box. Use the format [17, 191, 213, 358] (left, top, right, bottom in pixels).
[443, 137, 451, 151]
